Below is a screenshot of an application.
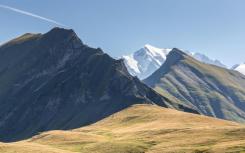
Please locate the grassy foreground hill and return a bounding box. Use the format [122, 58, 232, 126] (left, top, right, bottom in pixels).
[1, 104, 245, 153]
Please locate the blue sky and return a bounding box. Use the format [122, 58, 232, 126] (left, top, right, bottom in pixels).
[0, 0, 244, 67]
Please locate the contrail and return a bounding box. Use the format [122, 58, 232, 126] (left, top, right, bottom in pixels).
[0, 4, 66, 27]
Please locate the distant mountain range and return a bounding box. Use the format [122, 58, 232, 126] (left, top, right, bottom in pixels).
[185, 51, 227, 68]
[0, 28, 197, 142]
[122, 44, 227, 79]
[144, 48, 245, 123]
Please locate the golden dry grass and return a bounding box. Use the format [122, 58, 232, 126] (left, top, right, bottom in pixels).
[1, 104, 245, 153]
[6, 33, 41, 45]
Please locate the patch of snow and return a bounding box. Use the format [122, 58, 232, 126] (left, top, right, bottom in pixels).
[233, 63, 245, 75]
[122, 55, 140, 74]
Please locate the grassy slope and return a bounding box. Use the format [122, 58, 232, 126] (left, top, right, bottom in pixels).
[1, 104, 245, 153]
[2, 33, 41, 46]
[146, 51, 245, 123]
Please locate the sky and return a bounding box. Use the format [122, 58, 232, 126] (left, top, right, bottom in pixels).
[0, 0, 245, 67]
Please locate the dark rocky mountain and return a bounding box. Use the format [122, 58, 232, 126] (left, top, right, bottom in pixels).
[0, 28, 197, 142]
[144, 48, 245, 123]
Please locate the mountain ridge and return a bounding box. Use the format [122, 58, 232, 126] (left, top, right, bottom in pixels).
[144, 48, 245, 123]
[0, 28, 197, 142]
[122, 44, 226, 79]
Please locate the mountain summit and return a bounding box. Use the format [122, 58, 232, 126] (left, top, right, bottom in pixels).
[122, 44, 171, 79]
[122, 45, 226, 79]
[0, 28, 197, 142]
[144, 49, 245, 123]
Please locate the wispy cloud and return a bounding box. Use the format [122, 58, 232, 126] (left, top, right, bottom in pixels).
[0, 4, 66, 27]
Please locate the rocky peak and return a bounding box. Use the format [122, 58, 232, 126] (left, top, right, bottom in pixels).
[44, 27, 77, 39]
[0, 28, 198, 142]
[162, 48, 188, 67]
[169, 48, 187, 57]
[41, 27, 83, 49]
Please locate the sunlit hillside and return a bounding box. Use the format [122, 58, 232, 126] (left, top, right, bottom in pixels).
[1, 104, 245, 153]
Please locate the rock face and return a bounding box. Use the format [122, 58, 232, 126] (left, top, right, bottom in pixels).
[0, 28, 197, 142]
[144, 48, 245, 123]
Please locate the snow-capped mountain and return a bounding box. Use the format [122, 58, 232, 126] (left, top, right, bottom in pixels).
[232, 63, 245, 75]
[122, 44, 226, 79]
[122, 44, 171, 79]
[186, 52, 227, 68]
